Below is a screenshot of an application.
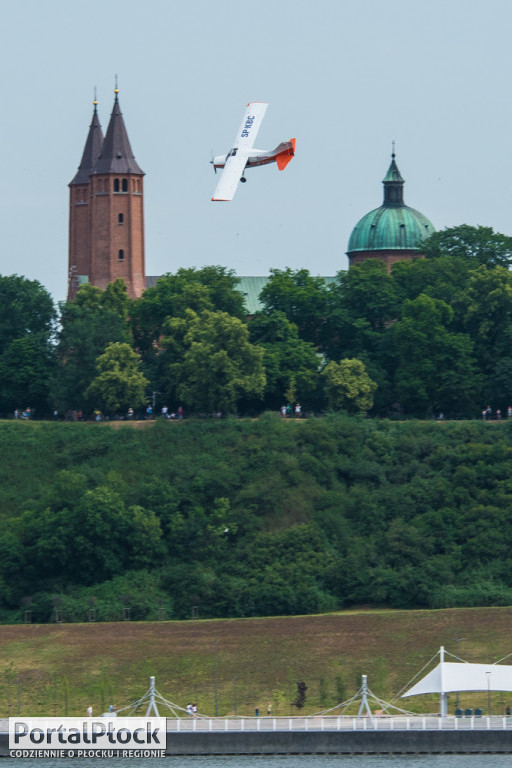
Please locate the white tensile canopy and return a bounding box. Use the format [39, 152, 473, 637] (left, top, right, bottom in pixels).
[402, 662, 512, 697]
[401, 646, 512, 715]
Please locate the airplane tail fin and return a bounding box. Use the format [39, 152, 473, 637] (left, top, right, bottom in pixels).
[276, 138, 296, 170]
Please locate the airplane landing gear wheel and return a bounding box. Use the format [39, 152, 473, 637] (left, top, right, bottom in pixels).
[240, 177, 247, 183]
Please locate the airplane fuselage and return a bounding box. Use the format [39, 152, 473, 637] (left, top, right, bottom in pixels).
[212, 148, 269, 171]
[212, 140, 295, 172]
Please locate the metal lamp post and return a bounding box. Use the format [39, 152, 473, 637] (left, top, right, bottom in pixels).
[454, 637, 466, 710]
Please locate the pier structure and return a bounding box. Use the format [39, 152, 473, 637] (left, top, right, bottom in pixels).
[3, 714, 512, 755]
[5, 649, 512, 756]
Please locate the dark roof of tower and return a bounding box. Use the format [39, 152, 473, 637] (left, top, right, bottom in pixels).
[91, 92, 144, 175]
[382, 155, 404, 184]
[69, 103, 104, 185]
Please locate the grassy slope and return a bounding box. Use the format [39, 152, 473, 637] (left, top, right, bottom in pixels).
[2, 607, 512, 717]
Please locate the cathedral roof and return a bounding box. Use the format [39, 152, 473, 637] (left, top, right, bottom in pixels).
[69, 102, 104, 185]
[91, 92, 144, 175]
[146, 275, 338, 315]
[347, 205, 434, 252]
[347, 154, 434, 253]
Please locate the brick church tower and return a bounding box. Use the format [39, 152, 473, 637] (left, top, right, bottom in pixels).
[68, 89, 146, 300]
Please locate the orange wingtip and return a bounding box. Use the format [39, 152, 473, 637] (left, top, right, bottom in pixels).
[211, 197, 231, 202]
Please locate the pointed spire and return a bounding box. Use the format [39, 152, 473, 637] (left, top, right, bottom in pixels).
[92, 85, 143, 175]
[382, 145, 404, 206]
[69, 93, 104, 185]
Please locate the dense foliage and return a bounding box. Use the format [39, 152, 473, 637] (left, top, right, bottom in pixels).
[0, 275, 56, 415]
[3, 225, 512, 622]
[2, 416, 512, 622]
[5, 225, 512, 419]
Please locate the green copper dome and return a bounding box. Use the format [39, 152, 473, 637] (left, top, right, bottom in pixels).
[347, 154, 434, 253]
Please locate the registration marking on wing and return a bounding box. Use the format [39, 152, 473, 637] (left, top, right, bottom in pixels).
[234, 102, 268, 149]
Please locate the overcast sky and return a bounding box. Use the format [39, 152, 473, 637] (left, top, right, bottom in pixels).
[1, 0, 511, 303]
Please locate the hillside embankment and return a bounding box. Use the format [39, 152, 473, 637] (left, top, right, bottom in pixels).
[2, 607, 511, 717]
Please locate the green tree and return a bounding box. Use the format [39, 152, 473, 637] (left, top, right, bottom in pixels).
[321, 358, 377, 414]
[259, 268, 329, 344]
[130, 267, 245, 353]
[329, 260, 397, 335]
[0, 275, 56, 414]
[52, 284, 132, 412]
[335, 674, 346, 704]
[18, 484, 165, 587]
[389, 243, 512, 414]
[392, 294, 481, 416]
[248, 312, 321, 410]
[0, 335, 55, 414]
[85, 342, 149, 414]
[391, 253, 471, 317]
[100, 279, 132, 318]
[421, 224, 512, 268]
[70, 279, 131, 316]
[161, 309, 266, 413]
[486, 357, 512, 411]
[0, 274, 56, 353]
[462, 265, 512, 376]
[320, 262, 397, 414]
[184, 265, 246, 318]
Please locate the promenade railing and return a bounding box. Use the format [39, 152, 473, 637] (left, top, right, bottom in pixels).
[166, 715, 512, 733]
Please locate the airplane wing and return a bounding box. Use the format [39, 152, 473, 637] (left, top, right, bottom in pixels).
[211, 102, 268, 201]
[211, 151, 250, 201]
[232, 102, 268, 149]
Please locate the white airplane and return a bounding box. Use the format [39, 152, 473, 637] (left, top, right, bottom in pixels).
[211, 102, 295, 201]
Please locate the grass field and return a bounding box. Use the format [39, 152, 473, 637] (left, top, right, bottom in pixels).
[2, 606, 511, 718]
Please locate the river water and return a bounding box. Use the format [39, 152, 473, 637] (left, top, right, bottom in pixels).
[2, 757, 510, 768]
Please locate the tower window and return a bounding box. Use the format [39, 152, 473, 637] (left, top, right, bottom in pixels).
[122, 178, 128, 192]
[118, 249, 124, 261]
[114, 178, 120, 192]
[118, 213, 124, 224]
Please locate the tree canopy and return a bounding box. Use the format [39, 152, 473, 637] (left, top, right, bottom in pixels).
[259, 268, 330, 345]
[85, 342, 149, 414]
[51, 281, 132, 413]
[0, 275, 56, 413]
[1, 416, 512, 621]
[161, 309, 266, 413]
[322, 358, 377, 414]
[248, 312, 321, 409]
[3, 226, 512, 419]
[421, 224, 512, 268]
